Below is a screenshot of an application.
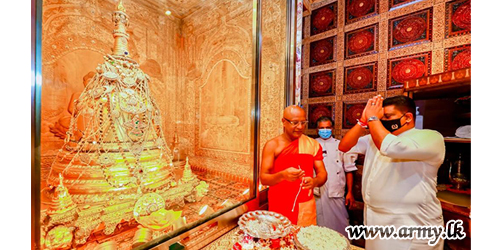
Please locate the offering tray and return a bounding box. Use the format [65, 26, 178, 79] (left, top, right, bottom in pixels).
[237, 210, 292, 239]
[294, 226, 350, 250]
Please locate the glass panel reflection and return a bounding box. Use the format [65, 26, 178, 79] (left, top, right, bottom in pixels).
[39, 0, 257, 249]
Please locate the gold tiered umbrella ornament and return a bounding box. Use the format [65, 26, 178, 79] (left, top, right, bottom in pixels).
[40, 1, 204, 248]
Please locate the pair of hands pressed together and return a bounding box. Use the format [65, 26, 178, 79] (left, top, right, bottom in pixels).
[282, 167, 315, 189]
[360, 95, 385, 123]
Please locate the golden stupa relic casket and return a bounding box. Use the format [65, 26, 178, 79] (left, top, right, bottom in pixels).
[32, 0, 277, 248]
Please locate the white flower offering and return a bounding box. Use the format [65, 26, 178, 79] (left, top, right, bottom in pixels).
[296, 225, 349, 250]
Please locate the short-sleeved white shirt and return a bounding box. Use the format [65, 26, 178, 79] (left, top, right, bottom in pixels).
[315, 137, 358, 198]
[348, 128, 445, 227]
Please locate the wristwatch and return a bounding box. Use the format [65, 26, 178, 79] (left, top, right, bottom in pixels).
[367, 116, 379, 122]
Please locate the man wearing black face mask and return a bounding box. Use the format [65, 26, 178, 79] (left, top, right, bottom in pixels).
[339, 95, 446, 250]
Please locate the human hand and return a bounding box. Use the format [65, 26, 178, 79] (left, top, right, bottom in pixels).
[345, 192, 355, 210]
[301, 176, 315, 190]
[313, 187, 321, 197]
[282, 167, 305, 182]
[364, 95, 384, 119]
[360, 105, 367, 123]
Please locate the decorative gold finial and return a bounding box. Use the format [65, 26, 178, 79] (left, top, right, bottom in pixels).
[112, 0, 130, 57]
[117, 0, 126, 12]
[59, 173, 64, 187]
[182, 157, 194, 182]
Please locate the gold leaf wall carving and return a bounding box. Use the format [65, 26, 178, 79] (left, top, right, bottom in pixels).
[260, 0, 288, 159]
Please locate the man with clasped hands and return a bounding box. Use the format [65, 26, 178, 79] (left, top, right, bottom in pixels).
[339, 95, 446, 250]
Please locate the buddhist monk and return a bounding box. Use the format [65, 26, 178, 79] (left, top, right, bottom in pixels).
[260, 105, 327, 226]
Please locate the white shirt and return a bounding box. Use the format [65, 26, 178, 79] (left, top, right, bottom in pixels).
[349, 128, 445, 226]
[315, 137, 358, 198]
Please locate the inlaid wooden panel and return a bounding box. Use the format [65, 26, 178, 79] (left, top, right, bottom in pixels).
[309, 69, 336, 97]
[387, 51, 432, 89]
[310, 36, 337, 67]
[388, 8, 433, 50]
[342, 102, 366, 129]
[445, 0, 471, 38]
[311, 2, 338, 36]
[345, 24, 378, 59]
[344, 62, 378, 94]
[308, 103, 334, 129]
[444, 44, 471, 71]
[345, 0, 379, 24]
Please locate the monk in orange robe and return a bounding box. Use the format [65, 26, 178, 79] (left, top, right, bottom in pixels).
[260, 105, 327, 226]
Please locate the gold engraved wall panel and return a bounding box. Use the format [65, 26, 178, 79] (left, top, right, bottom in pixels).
[301, 0, 471, 138]
[183, 0, 287, 178]
[199, 60, 251, 152]
[181, 0, 254, 178]
[260, 0, 288, 153]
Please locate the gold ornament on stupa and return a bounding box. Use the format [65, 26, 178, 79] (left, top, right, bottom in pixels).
[47, 174, 77, 216]
[41, 1, 202, 247]
[182, 157, 195, 182]
[43, 174, 79, 231]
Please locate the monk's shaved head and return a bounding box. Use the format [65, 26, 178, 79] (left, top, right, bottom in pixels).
[283, 105, 306, 119]
[282, 105, 307, 140]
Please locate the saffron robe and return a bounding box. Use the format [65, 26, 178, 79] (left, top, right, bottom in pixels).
[268, 135, 323, 226]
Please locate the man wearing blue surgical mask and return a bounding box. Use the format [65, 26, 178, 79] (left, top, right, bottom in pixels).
[314, 116, 358, 238]
[339, 95, 445, 250]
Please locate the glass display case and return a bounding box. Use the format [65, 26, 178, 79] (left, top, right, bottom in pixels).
[32, 0, 294, 249]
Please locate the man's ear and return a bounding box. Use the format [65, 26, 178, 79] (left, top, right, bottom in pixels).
[405, 113, 414, 123]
